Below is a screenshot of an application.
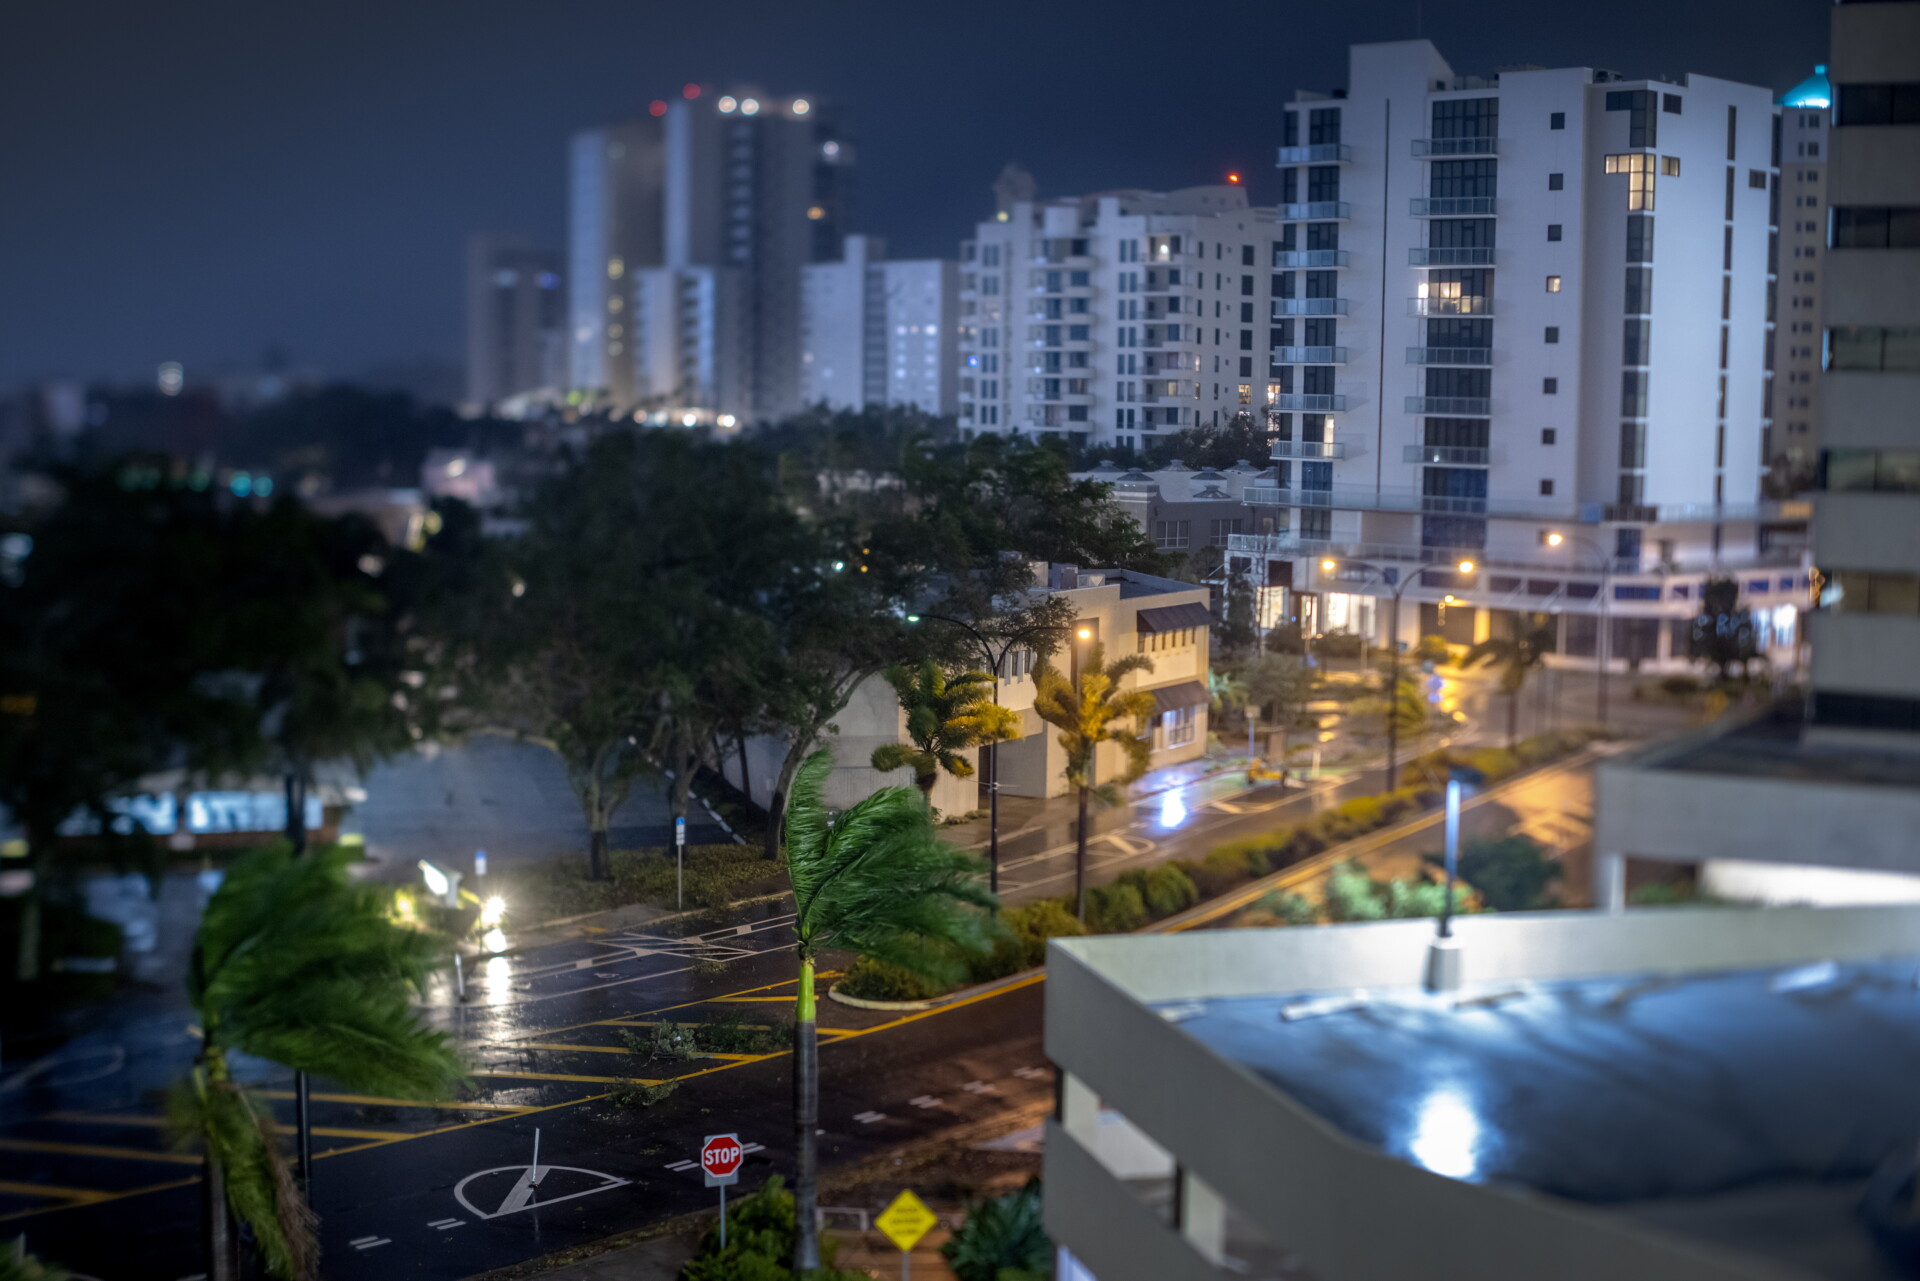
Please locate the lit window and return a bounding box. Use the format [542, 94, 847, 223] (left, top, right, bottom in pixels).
[1603, 153, 1655, 210]
[607, 256, 625, 279]
[1546, 275, 1563, 293]
[607, 296, 623, 312]
[806, 205, 826, 220]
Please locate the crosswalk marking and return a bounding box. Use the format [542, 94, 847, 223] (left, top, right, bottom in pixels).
[909, 1095, 941, 1109]
[853, 1110, 886, 1124]
[349, 1235, 391, 1250]
[427, 1217, 464, 1230]
[962, 1081, 995, 1095]
[1012, 1066, 1048, 1080]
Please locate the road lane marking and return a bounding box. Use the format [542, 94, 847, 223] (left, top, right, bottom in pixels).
[349, 1236, 391, 1250]
[853, 1111, 885, 1124]
[427, 1217, 464, 1229]
[497, 1042, 634, 1055]
[520, 971, 834, 1042]
[472, 1069, 645, 1085]
[0, 1180, 119, 1204]
[741, 1142, 765, 1154]
[962, 1081, 996, 1095]
[43, 1112, 402, 1142]
[253, 1090, 533, 1114]
[0, 1138, 201, 1165]
[909, 1096, 940, 1109]
[1012, 1066, 1048, 1080]
[665, 1159, 697, 1171]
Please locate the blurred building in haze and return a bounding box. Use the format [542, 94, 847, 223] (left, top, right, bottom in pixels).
[465, 234, 566, 412]
[800, 235, 959, 416]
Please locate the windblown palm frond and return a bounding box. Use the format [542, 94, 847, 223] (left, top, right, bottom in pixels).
[167, 1075, 315, 1281]
[872, 660, 1021, 795]
[1031, 643, 1157, 790]
[788, 748, 994, 981]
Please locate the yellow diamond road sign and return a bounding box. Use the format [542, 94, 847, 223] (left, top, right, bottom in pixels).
[876, 1188, 938, 1252]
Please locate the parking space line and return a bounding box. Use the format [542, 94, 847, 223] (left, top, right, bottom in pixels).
[471, 1069, 641, 1085]
[253, 1090, 533, 1113]
[0, 1179, 130, 1207]
[0, 1138, 201, 1166]
[43, 1113, 403, 1142]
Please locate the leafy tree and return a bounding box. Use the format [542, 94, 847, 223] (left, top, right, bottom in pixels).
[943, 1180, 1051, 1281]
[1216, 571, 1257, 653]
[1208, 666, 1248, 725]
[1032, 644, 1157, 920]
[1121, 410, 1272, 471]
[172, 846, 464, 1280]
[780, 749, 993, 1270]
[1690, 577, 1758, 683]
[1351, 672, 1430, 742]
[1462, 613, 1557, 748]
[1456, 835, 1562, 911]
[0, 1244, 70, 1281]
[1241, 652, 1314, 761]
[870, 661, 1022, 799]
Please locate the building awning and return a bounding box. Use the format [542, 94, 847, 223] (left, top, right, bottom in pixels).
[1149, 681, 1211, 715]
[1135, 602, 1213, 634]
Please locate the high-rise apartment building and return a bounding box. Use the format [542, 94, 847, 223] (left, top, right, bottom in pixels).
[464, 234, 565, 411]
[1769, 67, 1833, 491]
[566, 88, 852, 423]
[957, 186, 1280, 451]
[800, 235, 959, 415]
[1230, 40, 1802, 666]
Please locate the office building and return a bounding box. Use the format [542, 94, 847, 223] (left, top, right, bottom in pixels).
[1769, 67, 1833, 492]
[1227, 40, 1802, 668]
[566, 88, 852, 422]
[800, 235, 960, 415]
[958, 186, 1281, 451]
[1596, 0, 1920, 910]
[465, 234, 565, 411]
[1045, 902, 1920, 1280]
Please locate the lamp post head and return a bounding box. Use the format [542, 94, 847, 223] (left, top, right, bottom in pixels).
[1457, 559, 1476, 574]
[1076, 627, 1093, 641]
[1321, 558, 1337, 573]
[1546, 531, 1565, 548]
[1447, 763, 1487, 788]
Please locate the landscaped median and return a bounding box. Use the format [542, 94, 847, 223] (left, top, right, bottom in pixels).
[488, 843, 789, 924]
[831, 729, 1603, 1005]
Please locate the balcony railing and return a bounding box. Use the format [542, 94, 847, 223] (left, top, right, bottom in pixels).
[1409, 246, 1495, 266]
[1272, 250, 1350, 269]
[1405, 396, 1491, 415]
[1243, 487, 1580, 518]
[1407, 346, 1493, 365]
[1411, 197, 1497, 216]
[1410, 296, 1493, 317]
[1412, 137, 1499, 158]
[1270, 440, 1348, 459]
[1278, 201, 1350, 220]
[1273, 394, 1348, 412]
[1404, 444, 1491, 465]
[1276, 144, 1352, 164]
[1272, 346, 1348, 364]
[1273, 298, 1348, 316]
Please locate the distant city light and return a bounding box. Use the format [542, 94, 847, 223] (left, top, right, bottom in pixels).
[807, 205, 826, 220]
[681, 412, 698, 427]
[740, 98, 760, 115]
[791, 97, 811, 115]
[157, 361, 184, 396]
[717, 414, 737, 428]
[718, 95, 738, 113]
[446, 457, 467, 477]
[1227, 172, 1242, 184]
[649, 99, 668, 117]
[230, 472, 252, 497]
[255, 476, 273, 497]
[822, 140, 841, 158]
[682, 83, 701, 99]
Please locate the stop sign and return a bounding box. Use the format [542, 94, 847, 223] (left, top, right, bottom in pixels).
[701, 1133, 743, 1186]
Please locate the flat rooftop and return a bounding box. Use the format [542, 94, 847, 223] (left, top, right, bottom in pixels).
[1159, 959, 1920, 1280]
[1624, 705, 1920, 789]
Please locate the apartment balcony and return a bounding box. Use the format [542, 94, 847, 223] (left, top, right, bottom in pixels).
[1276, 144, 1352, 164]
[1403, 444, 1491, 465]
[1272, 250, 1350, 269]
[1410, 197, 1496, 216]
[1410, 296, 1493, 317]
[1272, 393, 1348, 412]
[1409, 246, 1495, 266]
[1407, 346, 1493, 366]
[1273, 298, 1348, 317]
[1412, 137, 1500, 158]
[1272, 346, 1348, 364]
[1405, 395, 1491, 415]
[1241, 485, 1576, 517]
[1278, 201, 1350, 220]
[1270, 440, 1349, 460]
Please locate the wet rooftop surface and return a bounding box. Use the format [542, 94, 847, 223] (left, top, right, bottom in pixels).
[1636, 707, 1920, 788]
[1160, 960, 1920, 1279]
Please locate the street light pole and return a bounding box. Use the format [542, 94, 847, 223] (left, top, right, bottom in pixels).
[1425, 763, 1484, 992]
[1546, 532, 1611, 730]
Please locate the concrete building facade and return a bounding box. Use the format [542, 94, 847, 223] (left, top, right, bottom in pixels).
[1769, 68, 1833, 491]
[800, 235, 961, 416]
[464, 235, 565, 411]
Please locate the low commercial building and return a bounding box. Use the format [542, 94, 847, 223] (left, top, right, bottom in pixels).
[1045, 903, 1920, 1280]
[720, 564, 1213, 815]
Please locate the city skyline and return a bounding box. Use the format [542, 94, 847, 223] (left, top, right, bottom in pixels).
[2, 0, 1829, 390]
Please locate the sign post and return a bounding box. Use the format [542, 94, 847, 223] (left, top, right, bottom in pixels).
[701, 1132, 744, 1247]
[675, 816, 686, 912]
[876, 1189, 938, 1280]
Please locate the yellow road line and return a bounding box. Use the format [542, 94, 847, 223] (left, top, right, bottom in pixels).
[502, 1042, 633, 1055]
[0, 1179, 122, 1205]
[0, 1138, 200, 1166]
[708, 996, 796, 1003]
[44, 1111, 405, 1142]
[472, 1069, 641, 1085]
[253, 1090, 532, 1113]
[516, 970, 838, 1042]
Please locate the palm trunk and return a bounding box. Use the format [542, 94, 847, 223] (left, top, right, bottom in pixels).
[283, 772, 307, 856]
[1074, 784, 1090, 922]
[791, 957, 821, 1271]
[205, 1147, 235, 1281]
[587, 826, 611, 882]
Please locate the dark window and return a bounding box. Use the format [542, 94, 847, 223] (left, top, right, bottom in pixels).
[1724, 167, 1735, 219]
[1304, 317, 1337, 345]
[1605, 89, 1657, 147]
[1549, 111, 1566, 130]
[1275, 225, 1297, 254]
[1829, 326, 1920, 373]
[1425, 367, 1490, 397]
[1749, 169, 1767, 189]
[1544, 326, 1560, 343]
[1241, 244, 1255, 266]
[1836, 84, 1920, 127]
[1543, 378, 1559, 394]
[1270, 322, 1293, 347]
[1239, 329, 1253, 350]
[1621, 369, 1649, 417]
[1304, 366, 1336, 394]
[1620, 421, 1646, 467]
[1626, 215, 1655, 262]
[1272, 271, 1296, 298]
[1309, 107, 1342, 144]
[1625, 266, 1653, 313]
[1304, 270, 1337, 298]
[1548, 172, 1565, 191]
[1542, 428, 1557, 445]
[1623, 318, 1651, 365]
[1423, 467, 1488, 500]
[1430, 159, 1498, 199]
[1662, 93, 1683, 114]
[1307, 166, 1341, 202]
[1726, 105, 1737, 160]
[1425, 317, 1491, 346]
[1539, 478, 1555, 495]
[1300, 414, 1331, 442]
[1427, 218, 1496, 248]
[1306, 223, 1341, 250]
[1425, 417, 1489, 447]
[1239, 356, 1253, 377]
[1282, 111, 1299, 148]
[1280, 168, 1298, 205]
[1301, 461, 1333, 490]
[1833, 207, 1920, 248]
[1547, 224, 1563, 241]
[1431, 97, 1499, 139]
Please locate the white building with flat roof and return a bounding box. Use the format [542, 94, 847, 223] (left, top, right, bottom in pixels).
[801, 235, 959, 416]
[1232, 40, 1804, 669]
[958, 186, 1280, 452]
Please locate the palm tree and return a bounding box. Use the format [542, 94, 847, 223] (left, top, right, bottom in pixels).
[1031, 643, 1156, 920]
[1241, 651, 1313, 762]
[869, 660, 1022, 801]
[781, 748, 995, 1271]
[173, 846, 466, 1281]
[1463, 613, 1558, 747]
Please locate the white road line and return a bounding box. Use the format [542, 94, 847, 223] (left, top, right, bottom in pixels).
[666, 1159, 698, 1171]
[1012, 1066, 1048, 1080]
[909, 1095, 941, 1109]
[741, 1142, 766, 1153]
[350, 1237, 392, 1250]
[963, 1080, 996, 1094]
[853, 1110, 886, 1124]
[427, 1218, 465, 1230]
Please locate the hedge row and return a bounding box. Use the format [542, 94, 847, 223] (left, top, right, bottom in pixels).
[491, 843, 788, 922]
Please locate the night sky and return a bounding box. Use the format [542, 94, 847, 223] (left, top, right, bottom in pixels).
[1, 0, 1829, 391]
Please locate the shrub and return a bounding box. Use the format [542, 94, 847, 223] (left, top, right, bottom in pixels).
[624, 1023, 699, 1064]
[1457, 835, 1561, 911]
[1139, 864, 1199, 917]
[1659, 673, 1703, 698]
[1413, 634, 1452, 665]
[1254, 890, 1317, 926]
[1084, 882, 1148, 934]
[682, 1174, 861, 1281]
[970, 898, 1087, 978]
[493, 843, 786, 923]
[837, 956, 948, 1002]
[1265, 622, 1306, 654]
[1322, 860, 1385, 922]
[696, 1011, 790, 1055]
[1315, 628, 1365, 659]
[943, 1180, 1051, 1281]
[610, 1078, 679, 1109]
